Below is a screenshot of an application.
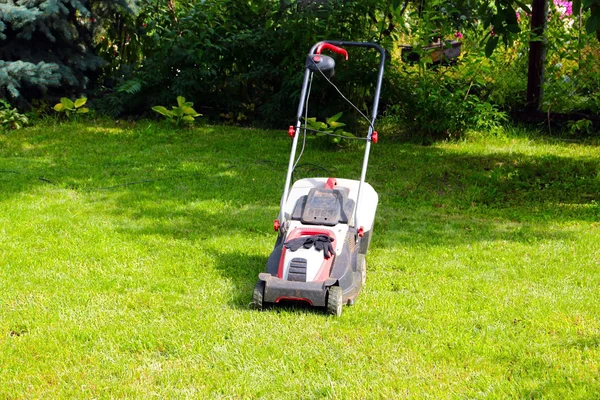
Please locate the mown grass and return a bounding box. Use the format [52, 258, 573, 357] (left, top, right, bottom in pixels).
[1, 120, 599, 398]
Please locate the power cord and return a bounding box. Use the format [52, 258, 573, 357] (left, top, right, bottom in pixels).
[307, 55, 377, 132]
[0, 157, 330, 191]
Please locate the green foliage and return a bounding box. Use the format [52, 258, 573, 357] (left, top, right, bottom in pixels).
[567, 118, 594, 135]
[305, 112, 355, 146]
[0, 60, 60, 101]
[0, 0, 138, 104]
[53, 97, 90, 118]
[117, 80, 142, 95]
[89, 0, 598, 137]
[104, 0, 401, 122]
[0, 100, 29, 130]
[541, 3, 600, 114]
[3, 0, 597, 138]
[472, 100, 509, 132]
[152, 96, 201, 127]
[386, 52, 509, 141]
[99, 0, 525, 136]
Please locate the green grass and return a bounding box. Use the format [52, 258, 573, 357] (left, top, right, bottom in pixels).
[1, 120, 599, 398]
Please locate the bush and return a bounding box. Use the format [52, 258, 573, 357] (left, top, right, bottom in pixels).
[97, 0, 397, 126]
[0, 100, 30, 131]
[0, 1, 137, 107]
[91, 0, 600, 141]
[383, 49, 508, 141]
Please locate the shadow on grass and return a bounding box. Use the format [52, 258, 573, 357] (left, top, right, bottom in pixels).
[374, 209, 582, 251]
[212, 250, 330, 315]
[3, 121, 599, 214]
[372, 145, 600, 208]
[2, 121, 600, 299]
[368, 143, 600, 249]
[212, 251, 266, 308]
[567, 335, 600, 350]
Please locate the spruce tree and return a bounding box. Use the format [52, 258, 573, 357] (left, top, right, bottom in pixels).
[0, 0, 137, 106]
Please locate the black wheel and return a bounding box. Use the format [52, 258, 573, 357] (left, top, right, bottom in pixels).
[359, 255, 367, 287]
[251, 281, 265, 310]
[327, 286, 343, 317]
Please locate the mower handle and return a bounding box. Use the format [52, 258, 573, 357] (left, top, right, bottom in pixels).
[315, 43, 349, 60]
[281, 41, 387, 230]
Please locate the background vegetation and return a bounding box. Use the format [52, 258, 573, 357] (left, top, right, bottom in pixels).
[1, 0, 599, 138]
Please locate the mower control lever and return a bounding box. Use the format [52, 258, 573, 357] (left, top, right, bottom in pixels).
[315, 43, 348, 60]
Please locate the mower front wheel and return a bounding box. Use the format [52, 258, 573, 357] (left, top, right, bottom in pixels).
[251, 281, 265, 310]
[327, 286, 343, 317]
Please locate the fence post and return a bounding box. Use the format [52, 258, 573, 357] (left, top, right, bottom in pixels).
[526, 0, 548, 112]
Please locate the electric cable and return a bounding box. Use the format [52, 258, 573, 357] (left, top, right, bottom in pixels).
[289, 55, 375, 175]
[292, 72, 313, 173]
[292, 162, 330, 183]
[307, 55, 376, 132]
[0, 158, 300, 192]
[1, 169, 55, 185]
[89, 178, 171, 190]
[301, 127, 368, 140]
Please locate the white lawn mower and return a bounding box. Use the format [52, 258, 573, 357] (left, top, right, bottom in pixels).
[252, 41, 386, 316]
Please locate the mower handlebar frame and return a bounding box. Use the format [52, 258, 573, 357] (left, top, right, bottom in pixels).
[315, 43, 349, 60]
[279, 41, 386, 230]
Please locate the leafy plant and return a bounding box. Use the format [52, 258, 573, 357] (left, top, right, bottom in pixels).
[472, 100, 509, 132]
[567, 118, 594, 135]
[0, 101, 30, 130]
[152, 96, 202, 127]
[53, 97, 90, 117]
[305, 112, 355, 145]
[117, 80, 143, 95]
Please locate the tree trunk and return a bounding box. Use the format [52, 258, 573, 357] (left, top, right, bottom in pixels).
[526, 0, 548, 112]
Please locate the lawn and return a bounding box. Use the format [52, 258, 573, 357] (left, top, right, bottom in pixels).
[1, 120, 599, 398]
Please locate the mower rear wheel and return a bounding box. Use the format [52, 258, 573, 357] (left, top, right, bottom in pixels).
[251, 281, 265, 310]
[359, 255, 367, 287]
[327, 286, 343, 317]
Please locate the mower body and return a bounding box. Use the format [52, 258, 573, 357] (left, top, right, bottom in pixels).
[258, 178, 377, 309]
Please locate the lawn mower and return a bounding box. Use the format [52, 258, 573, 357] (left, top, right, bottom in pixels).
[251, 41, 386, 316]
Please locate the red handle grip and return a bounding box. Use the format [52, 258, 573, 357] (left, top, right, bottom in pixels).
[315, 43, 349, 60]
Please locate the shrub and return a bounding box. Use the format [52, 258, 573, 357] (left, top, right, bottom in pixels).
[0, 101, 29, 130]
[152, 96, 201, 127]
[384, 54, 508, 141]
[305, 112, 356, 146]
[0, 1, 137, 106]
[54, 98, 90, 117]
[99, 0, 398, 124]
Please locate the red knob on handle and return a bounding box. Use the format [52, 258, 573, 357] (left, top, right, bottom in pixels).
[315, 43, 349, 60]
[371, 131, 378, 143]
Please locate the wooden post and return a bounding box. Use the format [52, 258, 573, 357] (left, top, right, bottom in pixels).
[526, 0, 548, 112]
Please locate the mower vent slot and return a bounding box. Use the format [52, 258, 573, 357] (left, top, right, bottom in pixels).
[287, 258, 307, 282]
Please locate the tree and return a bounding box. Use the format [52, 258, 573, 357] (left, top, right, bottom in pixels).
[0, 0, 137, 106]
